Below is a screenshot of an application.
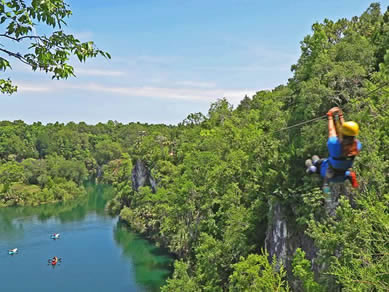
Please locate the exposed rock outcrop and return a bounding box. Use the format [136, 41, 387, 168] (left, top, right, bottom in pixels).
[131, 159, 157, 193]
[265, 184, 351, 290]
[265, 202, 317, 274]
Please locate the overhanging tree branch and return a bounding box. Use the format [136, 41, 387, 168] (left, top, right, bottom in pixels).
[0, 34, 45, 42]
[0, 0, 110, 94]
[0, 47, 30, 66]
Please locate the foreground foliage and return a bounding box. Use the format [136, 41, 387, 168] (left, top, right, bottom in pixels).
[0, 0, 109, 94]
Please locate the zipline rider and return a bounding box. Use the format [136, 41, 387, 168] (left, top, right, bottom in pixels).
[305, 107, 361, 194]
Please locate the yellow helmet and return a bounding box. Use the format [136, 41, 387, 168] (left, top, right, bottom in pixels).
[341, 121, 359, 136]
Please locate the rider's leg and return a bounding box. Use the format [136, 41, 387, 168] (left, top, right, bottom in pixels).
[322, 166, 334, 195]
[312, 155, 320, 165]
[305, 159, 317, 174]
[306, 155, 323, 174]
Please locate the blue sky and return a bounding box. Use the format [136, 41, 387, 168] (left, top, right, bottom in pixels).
[1, 0, 387, 125]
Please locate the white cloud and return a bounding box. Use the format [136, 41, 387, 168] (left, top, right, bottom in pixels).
[16, 81, 256, 105]
[70, 31, 94, 41]
[175, 81, 216, 88]
[17, 84, 51, 92]
[8, 62, 125, 78]
[135, 55, 180, 64]
[75, 68, 125, 77]
[193, 64, 291, 72]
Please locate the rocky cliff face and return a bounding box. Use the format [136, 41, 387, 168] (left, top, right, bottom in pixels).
[265, 202, 317, 273]
[131, 159, 157, 193]
[265, 203, 288, 266]
[265, 184, 351, 289]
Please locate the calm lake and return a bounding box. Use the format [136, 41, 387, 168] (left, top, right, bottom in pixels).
[0, 184, 172, 292]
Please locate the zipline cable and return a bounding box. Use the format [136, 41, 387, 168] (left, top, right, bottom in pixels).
[361, 81, 389, 96]
[276, 115, 327, 132]
[274, 81, 389, 132]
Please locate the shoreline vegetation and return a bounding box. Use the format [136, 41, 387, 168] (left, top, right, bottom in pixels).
[0, 3, 388, 291]
[0, 179, 86, 207]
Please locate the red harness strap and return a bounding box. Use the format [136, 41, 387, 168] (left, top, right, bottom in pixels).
[349, 170, 359, 188]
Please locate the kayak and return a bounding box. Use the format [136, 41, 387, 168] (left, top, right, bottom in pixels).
[49, 257, 61, 266]
[50, 233, 60, 239]
[8, 248, 18, 255]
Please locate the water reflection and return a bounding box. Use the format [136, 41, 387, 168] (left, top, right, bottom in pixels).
[0, 184, 114, 233]
[114, 221, 173, 291]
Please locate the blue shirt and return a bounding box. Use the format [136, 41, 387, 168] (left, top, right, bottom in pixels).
[327, 136, 362, 170]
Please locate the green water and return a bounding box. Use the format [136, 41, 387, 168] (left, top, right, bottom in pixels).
[0, 184, 172, 292]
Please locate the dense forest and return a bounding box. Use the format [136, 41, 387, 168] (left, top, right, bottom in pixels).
[1, 3, 388, 291]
